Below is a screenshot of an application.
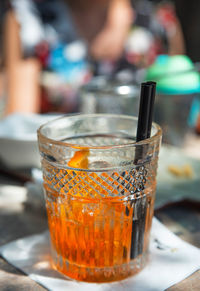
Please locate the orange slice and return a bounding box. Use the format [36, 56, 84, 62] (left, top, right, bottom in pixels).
[68, 149, 89, 169]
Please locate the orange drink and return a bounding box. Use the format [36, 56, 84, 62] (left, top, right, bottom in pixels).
[38, 114, 161, 282]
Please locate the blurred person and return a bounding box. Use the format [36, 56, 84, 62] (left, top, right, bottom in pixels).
[172, 0, 200, 134]
[3, 0, 134, 115]
[129, 0, 185, 61]
[172, 0, 200, 63]
[0, 1, 8, 117]
[3, 0, 184, 115]
[154, 0, 185, 56]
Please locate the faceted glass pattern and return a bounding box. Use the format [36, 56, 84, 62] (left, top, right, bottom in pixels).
[38, 115, 161, 282]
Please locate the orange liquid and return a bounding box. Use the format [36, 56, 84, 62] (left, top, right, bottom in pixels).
[44, 150, 154, 282]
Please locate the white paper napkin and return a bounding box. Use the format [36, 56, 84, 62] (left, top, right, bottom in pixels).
[1, 218, 200, 291]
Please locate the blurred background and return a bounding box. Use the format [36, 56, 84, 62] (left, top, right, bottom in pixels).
[1, 2, 200, 289]
[0, 0, 200, 152]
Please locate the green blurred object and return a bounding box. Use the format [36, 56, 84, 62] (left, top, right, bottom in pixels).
[146, 55, 200, 94]
[145, 55, 200, 146]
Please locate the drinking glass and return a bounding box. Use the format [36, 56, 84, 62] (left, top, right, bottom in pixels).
[37, 114, 162, 282]
[79, 77, 140, 116]
[154, 92, 195, 146]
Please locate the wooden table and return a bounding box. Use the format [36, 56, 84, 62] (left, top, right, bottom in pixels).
[0, 173, 200, 290]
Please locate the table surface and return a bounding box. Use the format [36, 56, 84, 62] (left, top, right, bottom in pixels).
[0, 172, 200, 291]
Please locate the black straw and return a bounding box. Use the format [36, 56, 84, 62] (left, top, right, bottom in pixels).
[130, 81, 156, 260]
[136, 82, 156, 142]
[146, 81, 156, 138]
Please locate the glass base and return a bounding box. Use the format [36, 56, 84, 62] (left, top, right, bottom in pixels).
[51, 248, 148, 283]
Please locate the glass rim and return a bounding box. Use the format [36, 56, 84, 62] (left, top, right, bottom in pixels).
[37, 113, 162, 149]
